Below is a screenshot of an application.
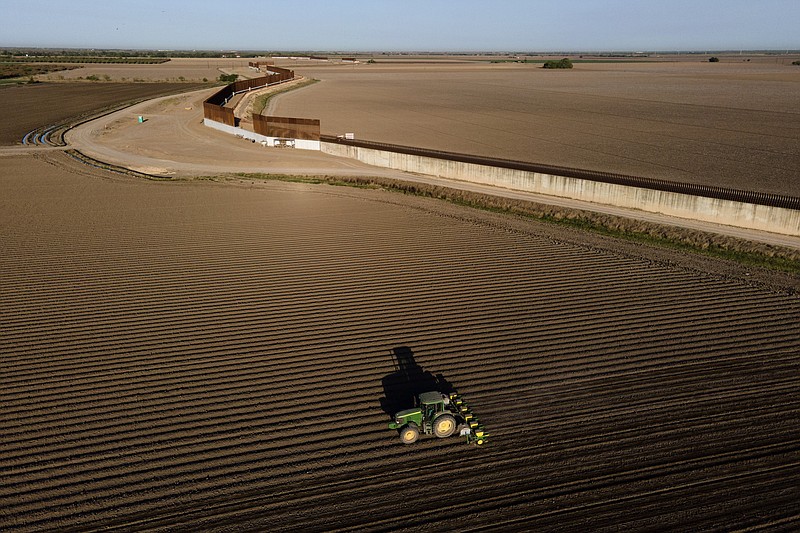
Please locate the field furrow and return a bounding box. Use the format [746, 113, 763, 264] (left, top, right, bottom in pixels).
[2, 153, 798, 530]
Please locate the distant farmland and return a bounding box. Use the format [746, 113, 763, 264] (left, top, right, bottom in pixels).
[276, 60, 800, 196]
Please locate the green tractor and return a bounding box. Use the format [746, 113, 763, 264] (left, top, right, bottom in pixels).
[388, 391, 488, 445]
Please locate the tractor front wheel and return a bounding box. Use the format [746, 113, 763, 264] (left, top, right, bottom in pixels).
[433, 414, 457, 438]
[400, 424, 419, 444]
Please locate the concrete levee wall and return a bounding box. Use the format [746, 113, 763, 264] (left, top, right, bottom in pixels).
[321, 142, 800, 236]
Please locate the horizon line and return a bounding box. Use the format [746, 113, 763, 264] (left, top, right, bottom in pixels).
[3, 46, 800, 54]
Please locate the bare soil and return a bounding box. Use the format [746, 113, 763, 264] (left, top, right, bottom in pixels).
[14, 57, 800, 198]
[35, 57, 257, 83]
[0, 63, 79, 80]
[48, 82, 798, 249]
[2, 62, 799, 530]
[0, 82, 206, 145]
[62, 87, 394, 178]
[1, 151, 799, 531]
[275, 59, 800, 196]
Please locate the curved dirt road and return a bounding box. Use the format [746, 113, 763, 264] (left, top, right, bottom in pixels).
[64, 87, 404, 177]
[60, 87, 800, 250]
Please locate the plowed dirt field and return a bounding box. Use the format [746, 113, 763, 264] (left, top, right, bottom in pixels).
[276, 61, 800, 196]
[0, 83, 205, 145]
[2, 152, 799, 531]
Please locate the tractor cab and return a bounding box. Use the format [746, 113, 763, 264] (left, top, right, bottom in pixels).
[418, 391, 448, 433]
[418, 391, 448, 410]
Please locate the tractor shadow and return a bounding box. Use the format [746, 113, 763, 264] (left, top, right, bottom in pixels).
[380, 346, 453, 416]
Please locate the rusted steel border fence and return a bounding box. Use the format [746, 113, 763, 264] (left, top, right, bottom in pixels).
[203, 68, 295, 127]
[320, 135, 800, 210]
[230, 71, 293, 94]
[203, 87, 235, 126]
[254, 115, 320, 140]
[248, 61, 274, 69]
[266, 65, 294, 78]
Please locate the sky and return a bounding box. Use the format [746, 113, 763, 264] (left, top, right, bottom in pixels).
[1, 0, 798, 52]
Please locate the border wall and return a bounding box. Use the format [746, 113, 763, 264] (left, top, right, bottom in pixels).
[320, 136, 800, 237]
[254, 115, 320, 140]
[248, 61, 274, 70]
[204, 119, 320, 150]
[202, 100, 234, 126]
[203, 86, 236, 126]
[202, 68, 323, 149]
[202, 69, 296, 126]
[265, 66, 294, 78]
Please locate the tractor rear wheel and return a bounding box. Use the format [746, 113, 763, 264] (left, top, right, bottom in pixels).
[433, 414, 457, 438]
[400, 424, 419, 444]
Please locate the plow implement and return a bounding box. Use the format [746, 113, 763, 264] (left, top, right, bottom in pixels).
[448, 392, 489, 445]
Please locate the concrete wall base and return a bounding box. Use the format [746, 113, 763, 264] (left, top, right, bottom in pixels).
[321, 142, 800, 237]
